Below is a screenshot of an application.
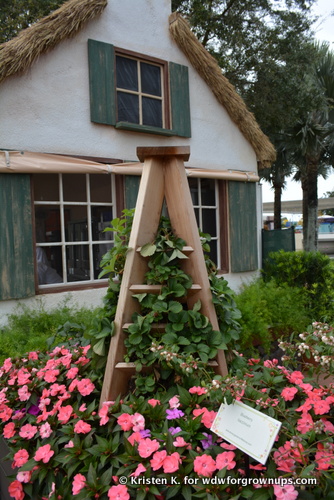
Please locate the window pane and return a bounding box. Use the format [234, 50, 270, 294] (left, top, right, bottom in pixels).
[63, 174, 86, 202]
[93, 242, 113, 279]
[117, 92, 139, 123]
[36, 246, 63, 284]
[142, 97, 162, 127]
[65, 205, 88, 242]
[67, 245, 90, 282]
[116, 56, 138, 91]
[35, 207, 61, 243]
[141, 62, 161, 96]
[201, 179, 216, 206]
[90, 175, 112, 203]
[208, 240, 218, 265]
[34, 174, 59, 201]
[188, 178, 199, 205]
[202, 208, 217, 237]
[91, 206, 114, 241]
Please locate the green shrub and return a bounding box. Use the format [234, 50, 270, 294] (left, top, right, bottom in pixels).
[262, 250, 334, 320]
[235, 278, 311, 352]
[0, 300, 98, 363]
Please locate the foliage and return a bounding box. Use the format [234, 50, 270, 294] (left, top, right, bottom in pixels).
[235, 279, 310, 353]
[1, 334, 334, 499]
[262, 250, 334, 320]
[0, 0, 66, 43]
[0, 301, 97, 364]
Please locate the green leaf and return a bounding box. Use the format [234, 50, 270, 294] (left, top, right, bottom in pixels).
[140, 243, 157, 256]
[92, 338, 106, 356]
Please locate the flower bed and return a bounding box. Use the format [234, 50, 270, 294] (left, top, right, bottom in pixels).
[1, 341, 334, 499]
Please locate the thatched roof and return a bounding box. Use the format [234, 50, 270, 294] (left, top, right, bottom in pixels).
[169, 13, 276, 168]
[0, 0, 107, 84]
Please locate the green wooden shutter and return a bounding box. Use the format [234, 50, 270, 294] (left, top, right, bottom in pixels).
[0, 174, 35, 300]
[229, 181, 258, 273]
[88, 39, 116, 125]
[169, 62, 191, 138]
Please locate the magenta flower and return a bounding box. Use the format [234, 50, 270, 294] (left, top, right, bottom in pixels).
[166, 408, 184, 420]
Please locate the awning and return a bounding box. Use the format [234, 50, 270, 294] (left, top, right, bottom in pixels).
[0, 150, 259, 182]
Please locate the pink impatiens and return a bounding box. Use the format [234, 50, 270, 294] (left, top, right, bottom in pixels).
[34, 443, 54, 463]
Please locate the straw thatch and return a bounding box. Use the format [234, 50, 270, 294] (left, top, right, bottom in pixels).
[0, 0, 107, 84]
[169, 12, 276, 168]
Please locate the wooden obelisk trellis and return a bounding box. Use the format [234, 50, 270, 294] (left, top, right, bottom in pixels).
[100, 146, 228, 404]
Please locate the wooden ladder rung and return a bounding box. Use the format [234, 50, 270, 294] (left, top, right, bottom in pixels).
[129, 284, 202, 294]
[115, 362, 152, 373]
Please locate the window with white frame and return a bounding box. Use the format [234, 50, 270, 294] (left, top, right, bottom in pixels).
[33, 173, 116, 287]
[188, 177, 220, 268]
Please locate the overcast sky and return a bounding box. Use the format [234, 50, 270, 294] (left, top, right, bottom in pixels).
[261, 0, 334, 203]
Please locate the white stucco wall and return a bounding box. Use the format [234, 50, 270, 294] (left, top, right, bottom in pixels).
[0, 0, 257, 172]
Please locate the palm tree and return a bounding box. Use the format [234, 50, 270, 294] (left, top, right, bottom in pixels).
[260, 147, 293, 229]
[285, 44, 334, 251]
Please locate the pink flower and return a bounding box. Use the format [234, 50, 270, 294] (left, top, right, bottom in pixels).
[173, 436, 190, 448]
[77, 378, 95, 396]
[315, 444, 334, 470]
[0, 404, 13, 422]
[163, 452, 181, 473]
[220, 441, 237, 450]
[202, 410, 217, 429]
[18, 385, 31, 402]
[150, 450, 168, 471]
[189, 386, 207, 395]
[13, 449, 29, 468]
[216, 451, 236, 470]
[74, 420, 92, 434]
[99, 402, 114, 426]
[131, 412, 145, 432]
[273, 483, 298, 500]
[16, 470, 32, 483]
[19, 424, 38, 440]
[296, 413, 313, 434]
[28, 351, 39, 360]
[34, 444, 54, 463]
[44, 369, 60, 383]
[128, 432, 143, 446]
[66, 367, 79, 379]
[39, 422, 53, 438]
[3, 422, 16, 439]
[64, 440, 75, 448]
[138, 438, 160, 458]
[194, 454, 216, 477]
[3, 358, 13, 373]
[281, 387, 298, 402]
[72, 473, 86, 495]
[58, 405, 73, 424]
[287, 371, 304, 385]
[8, 480, 24, 500]
[17, 368, 31, 385]
[130, 464, 147, 477]
[117, 413, 133, 431]
[108, 484, 130, 500]
[169, 396, 180, 409]
[313, 399, 331, 415]
[322, 418, 334, 433]
[148, 399, 161, 407]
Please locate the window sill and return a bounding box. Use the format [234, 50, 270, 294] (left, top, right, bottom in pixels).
[115, 122, 175, 136]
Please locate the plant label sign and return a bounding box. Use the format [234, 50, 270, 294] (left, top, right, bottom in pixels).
[211, 400, 281, 464]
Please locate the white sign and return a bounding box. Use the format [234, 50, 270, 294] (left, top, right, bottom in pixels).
[211, 400, 281, 465]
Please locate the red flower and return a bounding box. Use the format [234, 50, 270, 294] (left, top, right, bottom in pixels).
[8, 480, 24, 500]
[194, 454, 216, 477]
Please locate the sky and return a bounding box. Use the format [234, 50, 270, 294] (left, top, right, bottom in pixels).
[261, 0, 334, 204]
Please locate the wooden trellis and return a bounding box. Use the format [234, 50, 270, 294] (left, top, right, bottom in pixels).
[100, 146, 228, 404]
